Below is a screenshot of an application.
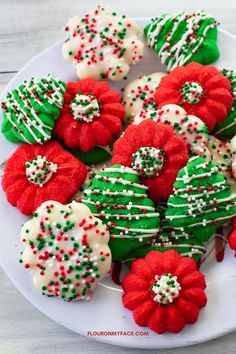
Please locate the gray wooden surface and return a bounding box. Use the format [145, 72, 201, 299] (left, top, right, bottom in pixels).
[1, 1, 236, 353]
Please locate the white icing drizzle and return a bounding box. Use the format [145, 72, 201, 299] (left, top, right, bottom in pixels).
[84, 189, 146, 198]
[103, 166, 138, 175]
[93, 212, 159, 220]
[94, 175, 148, 190]
[114, 225, 160, 233]
[173, 180, 225, 193]
[81, 199, 155, 211]
[110, 233, 158, 239]
[166, 200, 235, 219]
[173, 184, 228, 200]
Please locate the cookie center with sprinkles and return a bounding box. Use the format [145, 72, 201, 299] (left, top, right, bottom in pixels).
[180, 81, 204, 105]
[131, 147, 165, 177]
[70, 93, 100, 123]
[151, 273, 181, 305]
[25, 155, 57, 187]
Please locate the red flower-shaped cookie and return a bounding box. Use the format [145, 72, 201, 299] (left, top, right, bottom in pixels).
[112, 119, 189, 202]
[53, 78, 125, 151]
[155, 62, 233, 131]
[2, 141, 87, 215]
[122, 250, 207, 334]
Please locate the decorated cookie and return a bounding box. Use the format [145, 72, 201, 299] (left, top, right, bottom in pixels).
[122, 73, 165, 121]
[2, 142, 87, 215]
[62, 5, 144, 81]
[231, 134, 236, 179]
[1, 75, 66, 144]
[82, 164, 160, 261]
[166, 156, 236, 242]
[53, 79, 125, 153]
[213, 69, 236, 138]
[144, 11, 219, 72]
[155, 62, 233, 131]
[133, 104, 210, 159]
[112, 119, 189, 202]
[122, 250, 207, 334]
[207, 135, 234, 185]
[20, 200, 111, 301]
[130, 203, 205, 263]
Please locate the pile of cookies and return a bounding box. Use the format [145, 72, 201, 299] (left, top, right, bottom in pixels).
[2, 5, 236, 334]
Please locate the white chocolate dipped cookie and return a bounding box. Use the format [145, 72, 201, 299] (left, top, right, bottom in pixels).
[62, 6, 144, 81]
[133, 104, 210, 159]
[20, 200, 111, 301]
[207, 135, 236, 192]
[230, 134, 236, 179]
[123, 72, 165, 121]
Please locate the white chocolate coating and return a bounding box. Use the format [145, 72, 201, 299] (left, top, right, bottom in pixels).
[231, 135, 236, 178]
[20, 200, 111, 301]
[207, 135, 236, 192]
[133, 104, 210, 159]
[123, 72, 165, 120]
[62, 6, 144, 81]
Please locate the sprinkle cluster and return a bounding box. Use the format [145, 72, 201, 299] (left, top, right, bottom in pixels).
[70, 93, 100, 123]
[131, 147, 165, 178]
[25, 155, 57, 187]
[180, 81, 204, 105]
[151, 273, 181, 305]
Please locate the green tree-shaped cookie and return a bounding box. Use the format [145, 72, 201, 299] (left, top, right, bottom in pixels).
[1, 75, 66, 144]
[82, 164, 160, 261]
[166, 156, 236, 242]
[144, 11, 219, 71]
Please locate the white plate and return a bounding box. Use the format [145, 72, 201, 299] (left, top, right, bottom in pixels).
[1, 19, 236, 349]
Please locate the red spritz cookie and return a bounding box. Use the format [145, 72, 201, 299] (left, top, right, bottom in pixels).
[112, 119, 189, 202]
[2, 141, 87, 215]
[53, 78, 125, 151]
[122, 249, 207, 334]
[155, 62, 233, 131]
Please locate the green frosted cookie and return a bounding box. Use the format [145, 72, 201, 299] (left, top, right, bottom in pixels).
[82, 164, 160, 261]
[1, 75, 66, 144]
[166, 156, 236, 242]
[213, 69, 236, 138]
[144, 11, 219, 71]
[125, 203, 205, 263]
